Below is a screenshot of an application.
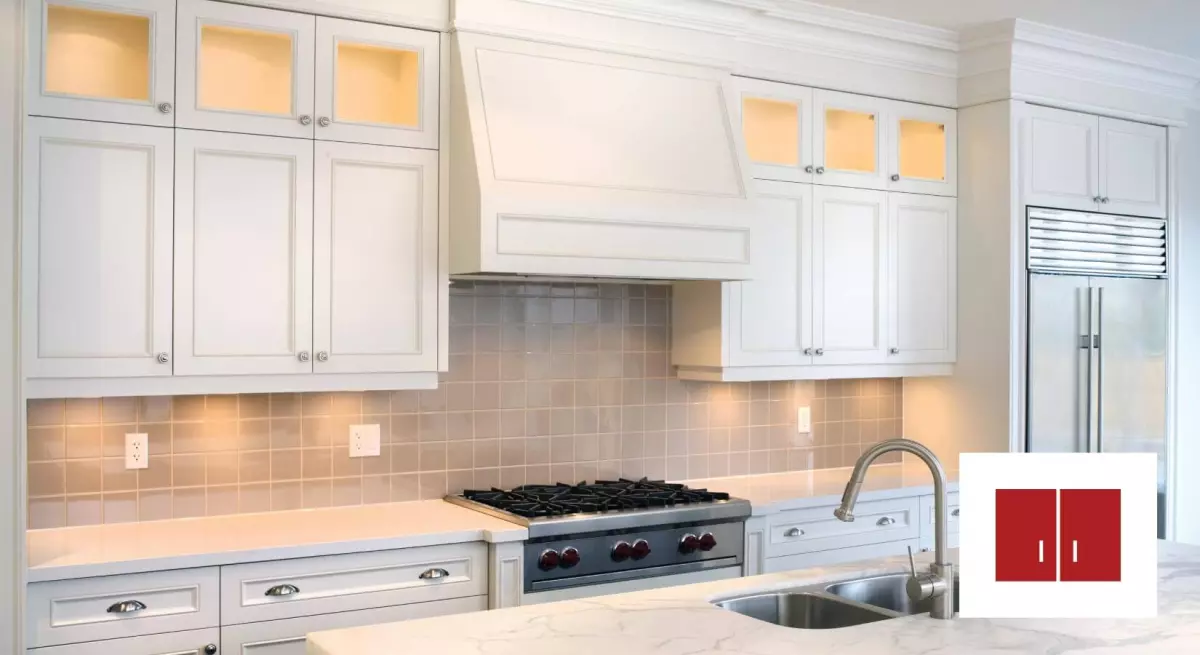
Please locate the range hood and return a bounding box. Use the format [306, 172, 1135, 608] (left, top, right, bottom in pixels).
[448, 32, 757, 280]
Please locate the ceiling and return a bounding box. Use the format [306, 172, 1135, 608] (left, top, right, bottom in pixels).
[805, 0, 1200, 60]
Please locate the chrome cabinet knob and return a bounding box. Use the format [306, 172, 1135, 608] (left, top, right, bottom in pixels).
[299, 115, 312, 126]
[298, 351, 310, 362]
[204, 645, 217, 655]
[784, 527, 804, 537]
[804, 165, 815, 173]
[1100, 196, 1110, 203]
[877, 516, 897, 526]
[265, 583, 300, 597]
[318, 116, 331, 127]
[156, 352, 170, 364]
[107, 599, 146, 614]
[890, 174, 900, 181]
[157, 102, 172, 114]
[1093, 196, 1102, 203]
[951, 508, 960, 517]
[889, 347, 900, 355]
[802, 347, 813, 355]
[815, 166, 826, 174]
[419, 568, 450, 580]
[316, 351, 329, 362]
[814, 348, 825, 356]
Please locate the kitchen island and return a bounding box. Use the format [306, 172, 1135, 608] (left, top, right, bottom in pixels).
[307, 541, 1200, 655]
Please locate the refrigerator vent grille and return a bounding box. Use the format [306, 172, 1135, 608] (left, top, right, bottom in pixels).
[1027, 208, 1167, 277]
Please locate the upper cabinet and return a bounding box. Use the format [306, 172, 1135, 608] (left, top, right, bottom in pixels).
[737, 78, 957, 196]
[1022, 104, 1166, 218]
[27, 0, 176, 126]
[887, 194, 956, 364]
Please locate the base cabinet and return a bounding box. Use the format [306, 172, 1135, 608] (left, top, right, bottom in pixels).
[764, 540, 918, 573]
[28, 629, 220, 655]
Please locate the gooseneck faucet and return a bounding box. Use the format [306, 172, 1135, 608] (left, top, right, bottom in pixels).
[834, 439, 954, 619]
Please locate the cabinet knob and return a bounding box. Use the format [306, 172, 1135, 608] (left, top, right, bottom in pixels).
[316, 351, 329, 362]
[877, 516, 897, 526]
[890, 174, 900, 181]
[264, 583, 300, 597]
[299, 115, 312, 126]
[804, 165, 814, 174]
[814, 348, 825, 356]
[204, 645, 217, 655]
[156, 352, 170, 364]
[815, 166, 826, 174]
[157, 102, 172, 114]
[1093, 196, 1102, 203]
[889, 347, 899, 355]
[803, 348, 813, 355]
[951, 508, 960, 517]
[1100, 197, 1110, 204]
[298, 351, 310, 362]
[318, 116, 331, 127]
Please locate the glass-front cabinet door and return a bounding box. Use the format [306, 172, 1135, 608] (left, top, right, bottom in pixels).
[813, 89, 888, 190]
[175, 0, 315, 138]
[314, 17, 439, 149]
[888, 100, 957, 196]
[736, 78, 813, 183]
[28, 0, 175, 126]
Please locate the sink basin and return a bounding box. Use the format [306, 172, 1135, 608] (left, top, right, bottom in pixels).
[825, 574, 960, 615]
[715, 591, 893, 629]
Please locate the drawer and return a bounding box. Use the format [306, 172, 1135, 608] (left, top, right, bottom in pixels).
[27, 568, 219, 648]
[220, 542, 487, 625]
[764, 539, 917, 573]
[918, 492, 961, 551]
[766, 496, 920, 557]
[28, 628, 220, 655]
[220, 596, 486, 655]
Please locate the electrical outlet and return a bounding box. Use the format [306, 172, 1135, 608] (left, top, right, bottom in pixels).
[125, 433, 149, 469]
[796, 407, 812, 433]
[349, 424, 381, 458]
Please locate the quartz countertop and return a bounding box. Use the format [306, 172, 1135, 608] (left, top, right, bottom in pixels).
[307, 541, 1200, 655]
[685, 461, 959, 515]
[27, 500, 527, 582]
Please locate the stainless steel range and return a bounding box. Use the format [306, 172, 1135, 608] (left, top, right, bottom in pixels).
[446, 479, 750, 603]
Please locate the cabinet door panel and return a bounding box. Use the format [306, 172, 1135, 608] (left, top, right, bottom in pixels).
[736, 78, 813, 183]
[727, 181, 812, 367]
[812, 186, 887, 364]
[813, 90, 888, 190]
[176, 0, 315, 138]
[28, 0, 175, 126]
[1060, 488, 1121, 582]
[23, 117, 173, 378]
[315, 17, 439, 149]
[313, 142, 438, 373]
[888, 100, 956, 196]
[1022, 105, 1099, 212]
[1099, 117, 1167, 218]
[995, 488, 1057, 582]
[888, 194, 956, 364]
[174, 129, 313, 375]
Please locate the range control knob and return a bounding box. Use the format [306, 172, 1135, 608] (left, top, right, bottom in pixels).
[698, 533, 717, 552]
[631, 539, 651, 560]
[611, 541, 633, 562]
[679, 533, 701, 554]
[538, 549, 560, 571]
[559, 547, 580, 569]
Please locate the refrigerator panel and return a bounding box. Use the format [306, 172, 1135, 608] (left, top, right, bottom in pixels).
[1027, 273, 1091, 453]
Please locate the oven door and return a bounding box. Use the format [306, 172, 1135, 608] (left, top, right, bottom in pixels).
[521, 566, 742, 605]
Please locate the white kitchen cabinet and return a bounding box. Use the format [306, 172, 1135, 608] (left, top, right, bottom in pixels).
[737, 78, 814, 183]
[812, 186, 888, 365]
[887, 193, 956, 364]
[314, 17, 439, 149]
[176, 0, 316, 139]
[22, 117, 174, 379]
[813, 89, 889, 190]
[918, 492, 960, 552]
[887, 101, 957, 197]
[27, 0, 176, 126]
[1098, 116, 1167, 218]
[763, 540, 918, 573]
[28, 629, 220, 655]
[173, 129, 314, 376]
[313, 142, 438, 374]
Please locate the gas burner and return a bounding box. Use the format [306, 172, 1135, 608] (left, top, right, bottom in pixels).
[461, 478, 731, 519]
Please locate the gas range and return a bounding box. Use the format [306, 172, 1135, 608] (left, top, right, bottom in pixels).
[446, 479, 750, 597]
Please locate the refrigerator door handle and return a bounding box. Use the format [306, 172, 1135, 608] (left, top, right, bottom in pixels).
[1083, 286, 1096, 453]
[1095, 286, 1104, 453]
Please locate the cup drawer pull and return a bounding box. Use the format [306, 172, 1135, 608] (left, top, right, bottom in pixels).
[264, 584, 300, 597]
[419, 568, 450, 580]
[877, 516, 897, 527]
[951, 509, 960, 517]
[106, 599, 147, 614]
[783, 527, 804, 538]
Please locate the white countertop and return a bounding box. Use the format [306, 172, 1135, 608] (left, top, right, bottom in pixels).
[685, 461, 958, 515]
[27, 500, 527, 582]
[308, 541, 1200, 655]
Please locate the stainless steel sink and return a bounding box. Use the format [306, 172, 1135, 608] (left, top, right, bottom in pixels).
[825, 574, 961, 615]
[715, 591, 893, 629]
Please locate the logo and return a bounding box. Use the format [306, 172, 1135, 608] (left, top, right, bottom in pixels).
[958, 453, 1157, 618]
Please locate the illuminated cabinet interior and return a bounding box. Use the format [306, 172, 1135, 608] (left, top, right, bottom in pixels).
[44, 4, 150, 102]
[198, 24, 294, 115]
[899, 119, 946, 181]
[335, 42, 420, 127]
[744, 97, 799, 166]
[824, 107, 877, 174]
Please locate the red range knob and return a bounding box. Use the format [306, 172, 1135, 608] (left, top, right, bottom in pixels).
[611, 541, 633, 562]
[631, 539, 651, 560]
[538, 549, 560, 571]
[698, 533, 717, 552]
[679, 533, 700, 554]
[559, 547, 580, 568]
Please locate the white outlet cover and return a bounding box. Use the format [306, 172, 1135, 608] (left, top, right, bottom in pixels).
[125, 433, 149, 470]
[349, 424, 381, 458]
[796, 407, 812, 433]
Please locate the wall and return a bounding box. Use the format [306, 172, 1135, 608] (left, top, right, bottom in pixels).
[27, 281, 904, 528]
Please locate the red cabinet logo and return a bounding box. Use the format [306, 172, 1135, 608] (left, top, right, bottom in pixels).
[995, 488, 1121, 582]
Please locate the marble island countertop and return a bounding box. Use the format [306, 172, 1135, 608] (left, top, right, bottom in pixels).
[307, 541, 1200, 655]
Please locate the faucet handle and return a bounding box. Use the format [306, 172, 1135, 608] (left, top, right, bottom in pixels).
[907, 545, 918, 578]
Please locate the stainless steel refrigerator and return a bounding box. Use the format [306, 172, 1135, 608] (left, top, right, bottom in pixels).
[1025, 207, 1168, 538]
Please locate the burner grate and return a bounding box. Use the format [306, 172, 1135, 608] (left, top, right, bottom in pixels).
[462, 478, 730, 519]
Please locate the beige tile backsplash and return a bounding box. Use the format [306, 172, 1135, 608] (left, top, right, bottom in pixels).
[27, 282, 903, 529]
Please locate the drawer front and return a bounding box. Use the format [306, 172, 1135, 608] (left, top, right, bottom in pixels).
[27, 568, 219, 648]
[918, 493, 961, 551]
[220, 596, 486, 655]
[28, 628, 220, 655]
[764, 539, 918, 573]
[766, 497, 920, 557]
[220, 542, 487, 624]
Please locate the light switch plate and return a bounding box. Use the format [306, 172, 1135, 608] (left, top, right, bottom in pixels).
[796, 407, 811, 433]
[349, 424, 381, 458]
[125, 433, 149, 469]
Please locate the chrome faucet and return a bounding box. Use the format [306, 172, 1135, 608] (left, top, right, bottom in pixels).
[834, 439, 954, 619]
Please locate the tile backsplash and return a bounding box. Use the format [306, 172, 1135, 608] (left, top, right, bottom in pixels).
[27, 281, 903, 529]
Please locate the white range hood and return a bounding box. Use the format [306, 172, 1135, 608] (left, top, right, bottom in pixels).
[448, 32, 757, 280]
